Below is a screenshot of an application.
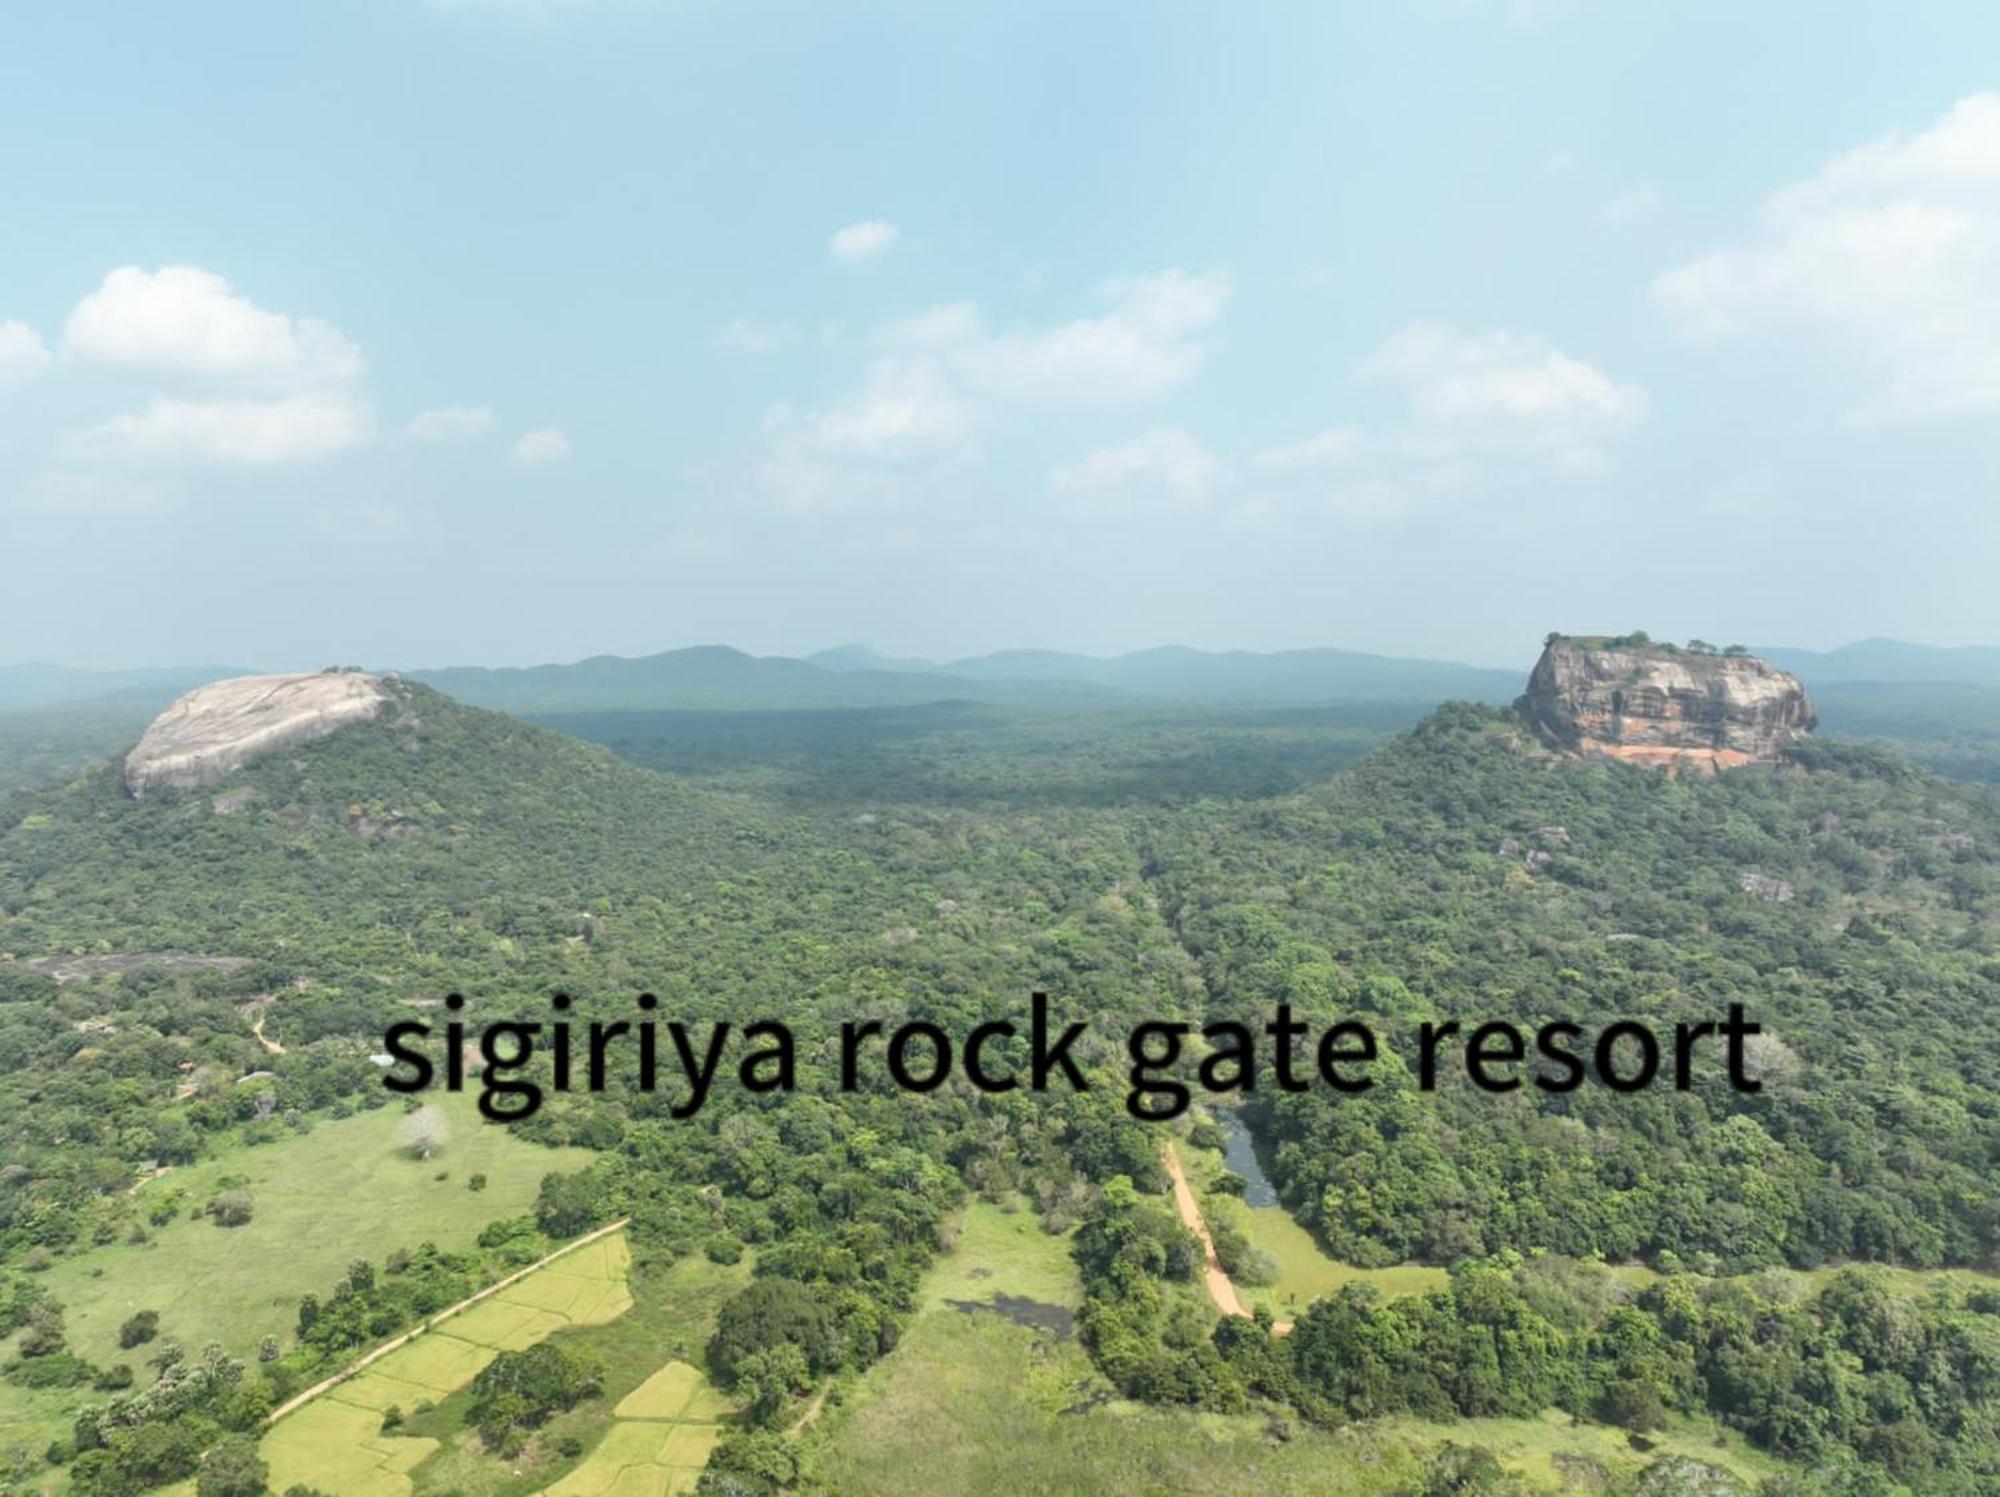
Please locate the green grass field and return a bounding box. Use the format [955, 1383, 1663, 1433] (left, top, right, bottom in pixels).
[814, 1197, 1800, 1496]
[816, 1198, 1424, 1496]
[42, 1094, 594, 1370]
[1220, 1196, 1449, 1317]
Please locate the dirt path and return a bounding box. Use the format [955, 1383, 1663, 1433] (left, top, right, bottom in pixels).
[789, 1377, 833, 1435]
[1162, 1141, 1291, 1335]
[246, 997, 285, 1055]
[267, 1216, 631, 1425]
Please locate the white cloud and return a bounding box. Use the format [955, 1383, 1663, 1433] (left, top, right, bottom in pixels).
[1220, 325, 1644, 526]
[0, 321, 50, 394]
[75, 391, 369, 465]
[1051, 428, 1221, 515]
[951, 271, 1231, 406]
[1598, 182, 1663, 225]
[405, 405, 493, 441]
[1362, 321, 1645, 424]
[759, 270, 1231, 513]
[1250, 427, 1363, 473]
[713, 317, 795, 354]
[828, 220, 901, 264]
[513, 426, 571, 464]
[1540, 146, 1581, 175]
[1655, 93, 2000, 420]
[792, 362, 970, 465]
[65, 266, 362, 384]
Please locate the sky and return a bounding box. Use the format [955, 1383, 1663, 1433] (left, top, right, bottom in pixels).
[2, 2, 1997, 671]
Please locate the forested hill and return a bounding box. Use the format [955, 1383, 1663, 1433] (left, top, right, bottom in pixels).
[1146, 703, 2000, 1272]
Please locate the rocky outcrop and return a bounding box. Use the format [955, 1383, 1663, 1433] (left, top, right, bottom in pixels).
[1517, 636, 1815, 773]
[124, 670, 390, 797]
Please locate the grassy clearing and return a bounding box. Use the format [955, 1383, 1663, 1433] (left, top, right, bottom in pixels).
[924, 1197, 1083, 1310]
[817, 1196, 1799, 1496]
[816, 1198, 1420, 1496]
[43, 1094, 593, 1368]
[1397, 1409, 1784, 1490]
[0, 1371, 80, 1478]
[1221, 1196, 1449, 1317]
[403, 1247, 751, 1497]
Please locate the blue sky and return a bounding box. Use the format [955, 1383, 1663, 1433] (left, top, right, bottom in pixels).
[1, 1, 1996, 669]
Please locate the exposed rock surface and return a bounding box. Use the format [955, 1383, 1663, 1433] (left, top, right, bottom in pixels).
[124, 670, 391, 797]
[1517, 636, 1815, 773]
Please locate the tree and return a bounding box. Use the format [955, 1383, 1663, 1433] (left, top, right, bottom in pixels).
[466, 1343, 603, 1437]
[709, 1278, 842, 1381]
[207, 1190, 253, 1228]
[119, 1310, 161, 1349]
[535, 1169, 601, 1238]
[400, 1105, 449, 1161]
[195, 1435, 268, 1497]
[734, 1343, 811, 1425]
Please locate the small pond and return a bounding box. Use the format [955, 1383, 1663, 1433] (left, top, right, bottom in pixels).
[1216, 1108, 1279, 1208]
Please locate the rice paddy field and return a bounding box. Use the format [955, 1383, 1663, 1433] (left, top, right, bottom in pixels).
[400, 1244, 750, 1497]
[214, 1229, 636, 1497]
[538, 1360, 733, 1497]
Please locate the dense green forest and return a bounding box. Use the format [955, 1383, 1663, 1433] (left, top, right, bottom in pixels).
[0, 679, 1995, 1495]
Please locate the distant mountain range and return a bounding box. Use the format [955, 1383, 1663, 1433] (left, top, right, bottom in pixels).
[0, 663, 250, 714]
[1760, 638, 2000, 688]
[8, 637, 2000, 720]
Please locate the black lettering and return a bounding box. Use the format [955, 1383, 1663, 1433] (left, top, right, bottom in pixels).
[1199, 1021, 1253, 1093]
[589, 1021, 629, 1090]
[1673, 1021, 1716, 1090]
[1266, 1003, 1309, 1092]
[889, 1021, 950, 1092]
[1534, 1021, 1585, 1092]
[740, 1021, 794, 1094]
[1031, 992, 1089, 1092]
[1418, 1020, 1460, 1090]
[668, 1022, 730, 1118]
[1317, 1021, 1377, 1093]
[479, 1022, 541, 1121]
[1721, 1003, 1762, 1092]
[381, 1021, 432, 1093]
[1595, 1021, 1659, 1092]
[1466, 1021, 1524, 1092]
[964, 1020, 1018, 1093]
[841, 1020, 882, 1090]
[1128, 1021, 1190, 1121]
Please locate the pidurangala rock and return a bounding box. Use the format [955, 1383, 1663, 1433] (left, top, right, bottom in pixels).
[124, 669, 392, 798]
[1517, 634, 1815, 773]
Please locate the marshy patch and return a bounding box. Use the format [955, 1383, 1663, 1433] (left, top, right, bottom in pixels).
[944, 1293, 1075, 1340]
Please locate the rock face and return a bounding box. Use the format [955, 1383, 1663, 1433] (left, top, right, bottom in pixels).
[124, 670, 390, 798]
[1517, 636, 1815, 773]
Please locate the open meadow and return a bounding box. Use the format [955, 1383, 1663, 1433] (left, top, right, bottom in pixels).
[43, 1094, 594, 1369]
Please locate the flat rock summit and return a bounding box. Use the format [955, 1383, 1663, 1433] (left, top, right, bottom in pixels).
[1517, 634, 1816, 773]
[124, 669, 391, 797]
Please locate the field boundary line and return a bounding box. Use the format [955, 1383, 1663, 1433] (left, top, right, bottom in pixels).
[267, 1215, 631, 1425]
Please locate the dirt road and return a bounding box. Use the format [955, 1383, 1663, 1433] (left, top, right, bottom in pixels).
[1162, 1140, 1291, 1335]
[266, 1216, 631, 1424]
